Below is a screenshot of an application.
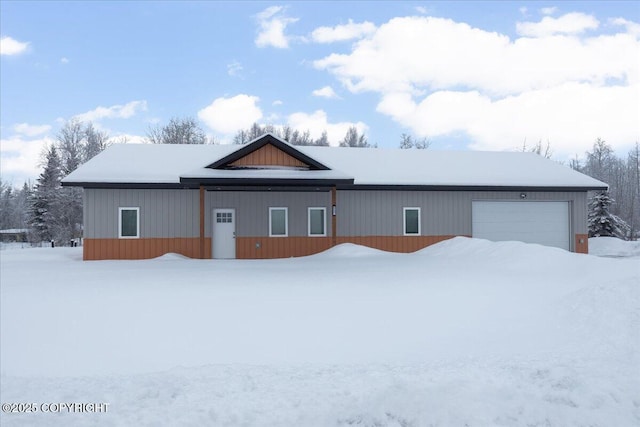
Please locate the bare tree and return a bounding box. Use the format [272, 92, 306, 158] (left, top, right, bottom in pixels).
[521, 139, 553, 159]
[232, 123, 330, 146]
[57, 119, 85, 174]
[146, 117, 208, 144]
[399, 133, 430, 149]
[84, 123, 109, 161]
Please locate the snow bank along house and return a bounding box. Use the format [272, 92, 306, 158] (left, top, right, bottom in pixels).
[62, 133, 607, 260]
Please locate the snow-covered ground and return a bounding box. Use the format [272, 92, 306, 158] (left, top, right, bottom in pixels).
[589, 236, 640, 258]
[1, 237, 638, 426]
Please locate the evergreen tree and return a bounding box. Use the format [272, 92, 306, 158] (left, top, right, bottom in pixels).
[588, 191, 629, 239]
[314, 131, 329, 147]
[339, 126, 370, 147]
[29, 146, 62, 242]
[0, 180, 32, 231]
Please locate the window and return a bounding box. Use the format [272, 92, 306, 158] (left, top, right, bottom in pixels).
[308, 207, 326, 236]
[216, 211, 233, 223]
[403, 207, 420, 235]
[119, 207, 140, 238]
[269, 207, 288, 237]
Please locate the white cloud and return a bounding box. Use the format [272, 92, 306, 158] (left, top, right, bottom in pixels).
[311, 19, 376, 43]
[519, 7, 528, 17]
[610, 17, 640, 36]
[60, 57, 69, 64]
[516, 12, 599, 37]
[13, 123, 52, 137]
[415, 6, 429, 15]
[287, 110, 367, 146]
[0, 136, 53, 183]
[0, 36, 29, 56]
[255, 6, 298, 48]
[540, 7, 558, 16]
[227, 60, 243, 77]
[73, 100, 148, 122]
[312, 86, 340, 99]
[272, 100, 283, 106]
[377, 83, 640, 155]
[198, 94, 263, 134]
[315, 16, 639, 97]
[314, 14, 639, 154]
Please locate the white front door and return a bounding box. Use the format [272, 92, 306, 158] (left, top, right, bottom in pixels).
[213, 209, 236, 259]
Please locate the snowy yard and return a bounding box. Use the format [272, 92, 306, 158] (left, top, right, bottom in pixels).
[1, 237, 638, 426]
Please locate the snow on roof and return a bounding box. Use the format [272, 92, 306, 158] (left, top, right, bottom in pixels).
[63, 144, 237, 184]
[298, 146, 607, 188]
[62, 141, 607, 189]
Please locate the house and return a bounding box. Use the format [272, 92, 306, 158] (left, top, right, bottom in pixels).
[62, 133, 607, 260]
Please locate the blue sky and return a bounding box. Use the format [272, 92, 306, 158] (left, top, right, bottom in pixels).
[1, 1, 639, 185]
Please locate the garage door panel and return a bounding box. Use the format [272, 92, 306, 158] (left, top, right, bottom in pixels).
[472, 201, 570, 250]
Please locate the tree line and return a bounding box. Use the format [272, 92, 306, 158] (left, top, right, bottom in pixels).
[1, 116, 637, 245]
[571, 139, 640, 239]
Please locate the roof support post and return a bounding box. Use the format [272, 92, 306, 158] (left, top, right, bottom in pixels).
[199, 185, 205, 259]
[331, 186, 337, 247]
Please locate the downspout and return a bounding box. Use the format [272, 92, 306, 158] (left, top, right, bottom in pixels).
[331, 186, 337, 247]
[199, 185, 205, 258]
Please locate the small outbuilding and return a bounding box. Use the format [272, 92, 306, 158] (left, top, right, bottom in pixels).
[0, 229, 29, 243]
[62, 134, 607, 260]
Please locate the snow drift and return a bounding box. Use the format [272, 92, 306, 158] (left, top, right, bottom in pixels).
[1, 237, 638, 426]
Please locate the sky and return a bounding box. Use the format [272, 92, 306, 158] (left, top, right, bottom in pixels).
[1, 1, 639, 186]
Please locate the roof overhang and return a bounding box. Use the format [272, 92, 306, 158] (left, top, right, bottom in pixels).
[336, 184, 608, 192]
[180, 177, 355, 187]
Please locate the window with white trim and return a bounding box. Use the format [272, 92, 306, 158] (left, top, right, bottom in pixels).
[308, 207, 326, 236]
[403, 207, 421, 235]
[119, 207, 140, 238]
[269, 207, 288, 237]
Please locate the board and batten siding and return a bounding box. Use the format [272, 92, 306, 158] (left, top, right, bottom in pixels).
[84, 188, 200, 238]
[337, 190, 588, 237]
[205, 190, 332, 237]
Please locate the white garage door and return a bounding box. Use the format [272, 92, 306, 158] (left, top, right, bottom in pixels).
[472, 201, 570, 250]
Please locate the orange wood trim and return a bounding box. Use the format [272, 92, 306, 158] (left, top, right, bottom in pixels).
[229, 144, 307, 168]
[236, 237, 333, 259]
[575, 234, 589, 254]
[199, 185, 205, 259]
[336, 235, 459, 253]
[331, 187, 337, 247]
[83, 238, 211, 260]
[234, 235, 460, 259]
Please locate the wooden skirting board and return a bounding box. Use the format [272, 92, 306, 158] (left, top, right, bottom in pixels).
[83, 234, 588, 260]
[83, 238, 211, 260]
